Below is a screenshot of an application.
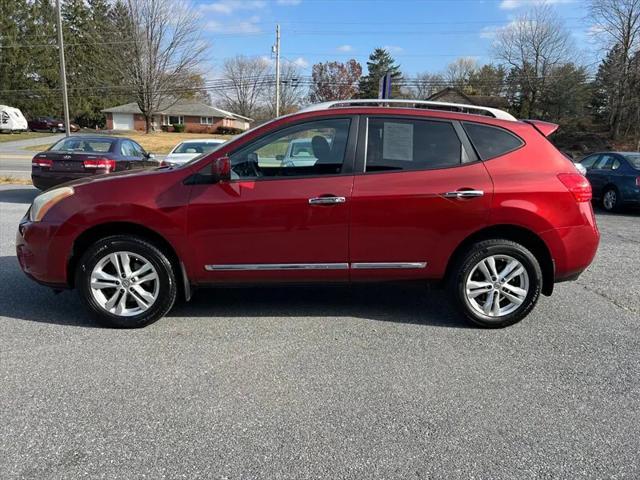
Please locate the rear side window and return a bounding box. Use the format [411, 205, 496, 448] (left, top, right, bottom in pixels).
[463, 122, 523, 160]
[365, 118, 462, 172]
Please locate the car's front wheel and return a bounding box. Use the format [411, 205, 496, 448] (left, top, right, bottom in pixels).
[76, 236, 177, 328]
[448, 239, 542, 328]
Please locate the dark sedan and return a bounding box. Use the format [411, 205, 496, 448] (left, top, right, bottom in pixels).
[579, 151, 640, 211]
[31, 136, 160, 190]
[28, 117, 80, 133]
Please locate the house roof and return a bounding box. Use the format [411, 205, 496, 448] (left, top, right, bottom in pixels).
[102, 99, 252, 122]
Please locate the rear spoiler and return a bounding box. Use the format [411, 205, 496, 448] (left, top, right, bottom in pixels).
[523, 119, 559, 137]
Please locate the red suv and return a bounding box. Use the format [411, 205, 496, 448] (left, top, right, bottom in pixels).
[16, 100, 599, 328]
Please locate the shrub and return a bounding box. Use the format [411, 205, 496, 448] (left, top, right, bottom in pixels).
[172, 123, 186, 133]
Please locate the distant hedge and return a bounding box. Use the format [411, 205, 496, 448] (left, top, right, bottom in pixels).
[216, 126, 243, 135]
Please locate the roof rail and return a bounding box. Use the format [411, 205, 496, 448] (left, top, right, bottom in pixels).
[298, 99, 517, 122]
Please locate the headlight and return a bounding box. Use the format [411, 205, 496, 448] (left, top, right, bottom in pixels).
[29, 186, 74, 222]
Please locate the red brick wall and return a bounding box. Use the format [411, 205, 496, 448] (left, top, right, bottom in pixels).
[133, 114, 146, 131]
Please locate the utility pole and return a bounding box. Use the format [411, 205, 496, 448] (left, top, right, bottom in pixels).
[274, 24, 281, 117]
[56, 0, 71, 137]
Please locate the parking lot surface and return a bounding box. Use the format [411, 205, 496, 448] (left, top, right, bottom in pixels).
[0, 185, 638, 479]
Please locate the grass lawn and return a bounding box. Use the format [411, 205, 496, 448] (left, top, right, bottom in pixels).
[22, 131, 234, 154]
[0, 132, 56, 143]
[0, 176, 32, 185]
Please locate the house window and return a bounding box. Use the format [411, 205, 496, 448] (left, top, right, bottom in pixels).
[162, 115, 184, 125]
[200, 117, 214, 125]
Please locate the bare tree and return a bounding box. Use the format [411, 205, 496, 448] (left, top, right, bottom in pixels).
[114, 0, 208, 132]
[589, 0, 640, 137]
[216, 56, 272, 119]
[412, 72, 445, 99]
[445, 58, 478, 88]
[494, 4, 572, 117]
[265, 61, 305, 116]
[308, 59, 362, 102]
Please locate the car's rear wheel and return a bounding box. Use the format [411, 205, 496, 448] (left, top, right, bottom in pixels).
[602, 187, 621, 212]
[76, 235, 177, 328]
[448, 239, 542, 328]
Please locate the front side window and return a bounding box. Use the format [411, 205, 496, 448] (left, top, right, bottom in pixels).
[594, 155, 615, 170]
[365, 118, 462, 172]
[462, 122, 524, 160]
[120, 140, 136, 157]
[228, 118, 351, 179]
[580, 154, 600, 170]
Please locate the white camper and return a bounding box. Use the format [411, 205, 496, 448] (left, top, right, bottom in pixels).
[0, 105, 28, 133]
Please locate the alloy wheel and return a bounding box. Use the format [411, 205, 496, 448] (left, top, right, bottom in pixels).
[464, 254, 530, 318]
[90, 251, 160, 317]
[603, 190, 616, 210]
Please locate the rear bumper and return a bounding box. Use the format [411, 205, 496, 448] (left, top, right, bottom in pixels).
[32, 171, 94, 190]
[540, 219, 600, 281]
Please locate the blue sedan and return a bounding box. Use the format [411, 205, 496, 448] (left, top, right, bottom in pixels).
[579, 152, 640, 212]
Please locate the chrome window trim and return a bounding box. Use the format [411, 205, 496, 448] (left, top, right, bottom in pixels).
[351, 262, 427, 269]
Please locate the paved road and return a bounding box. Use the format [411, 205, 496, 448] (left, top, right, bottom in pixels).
[0, 185, 638, 479]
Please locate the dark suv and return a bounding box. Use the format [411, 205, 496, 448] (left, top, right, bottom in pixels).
[17, 100, 599, 328]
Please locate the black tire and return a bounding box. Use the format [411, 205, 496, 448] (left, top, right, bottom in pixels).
[448, 239, 543, 328]
[601, 186, 622, 212]
[76, 235, 177, 328]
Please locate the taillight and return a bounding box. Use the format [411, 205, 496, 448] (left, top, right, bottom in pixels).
[558, 173, 592, 202]
[636, 176, 640, 187]
[32, 158, 53, 168]
[83, 158, 116, 171]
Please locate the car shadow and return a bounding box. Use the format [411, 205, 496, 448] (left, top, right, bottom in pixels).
[0, 255, 469, 329]
[0, 187, 38, 204]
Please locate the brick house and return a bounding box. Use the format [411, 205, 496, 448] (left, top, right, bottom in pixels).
[102, 99, 252, 133]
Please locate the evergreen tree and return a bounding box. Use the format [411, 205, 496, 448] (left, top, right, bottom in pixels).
[358, 48, 403, 99]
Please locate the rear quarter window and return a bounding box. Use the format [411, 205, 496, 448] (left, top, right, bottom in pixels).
[463, 122, 524, 160]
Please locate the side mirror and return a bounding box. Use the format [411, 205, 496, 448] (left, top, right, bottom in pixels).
[147, 152, 156, 159]
[211, 156, 231, 182]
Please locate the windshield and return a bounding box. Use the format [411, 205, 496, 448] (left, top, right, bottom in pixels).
[173, 142, 224, 154]
[622, 153, 640, 169]
[49, 138, 113, 153]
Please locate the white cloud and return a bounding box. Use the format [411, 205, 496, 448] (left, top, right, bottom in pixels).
[289, 57, 309, 68]
[337, 44, 353, 52]
[499, 0, 575, 10]
[200, 0, 266, 15]
[205, 15, 262, 34]
[383, 45, 404, 53]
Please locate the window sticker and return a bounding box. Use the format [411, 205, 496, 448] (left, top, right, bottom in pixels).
[383, 122, 413, 161]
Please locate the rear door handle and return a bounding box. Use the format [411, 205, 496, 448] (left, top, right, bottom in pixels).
[308, 196, 346, 205]
[442, 189, 484, 199]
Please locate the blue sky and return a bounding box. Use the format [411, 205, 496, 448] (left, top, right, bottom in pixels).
[194, 0, 593, 78]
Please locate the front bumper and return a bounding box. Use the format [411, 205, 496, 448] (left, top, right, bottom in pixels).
[16, 215, 70, 288]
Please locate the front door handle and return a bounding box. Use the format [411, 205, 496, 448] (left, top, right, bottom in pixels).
[442, 189, 484, 199]
[308, 196, 346, 205]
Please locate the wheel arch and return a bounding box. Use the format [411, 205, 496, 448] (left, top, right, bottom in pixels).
[445, 224, 555, 296]
[67, 221, 191, 300]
